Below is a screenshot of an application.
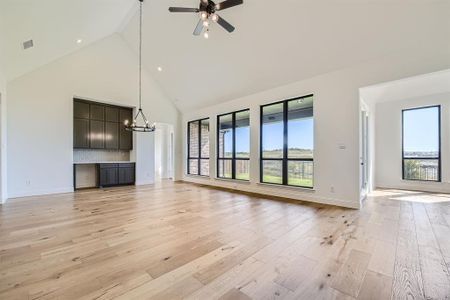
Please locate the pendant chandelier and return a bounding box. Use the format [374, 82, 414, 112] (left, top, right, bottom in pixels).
[125, 0, 155, 132]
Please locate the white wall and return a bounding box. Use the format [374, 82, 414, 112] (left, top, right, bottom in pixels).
[182, 48, 450, 209]
[0, 68, 6, 202]
[6, 34, 180, 199]
[376, 92, 450, 192]
[154, 123, 174, 180]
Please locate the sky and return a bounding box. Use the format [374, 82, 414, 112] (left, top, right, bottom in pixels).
[403, 107, 439, 153]
[263, 118, 314, 151]
[220, 106, 436, 156]
[221, 117, 314, 155]
[221, 127, 250, 155]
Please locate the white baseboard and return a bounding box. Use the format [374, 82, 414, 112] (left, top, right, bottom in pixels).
[183, 176, 360, 209]
[376, 181, 450, 194]
[135, 180, 154, 186]
[7, 186, 74, 200]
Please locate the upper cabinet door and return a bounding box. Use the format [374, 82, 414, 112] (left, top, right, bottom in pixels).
[74, 119, 89, 148]
[74, 101, 89, 119]
[90, 104, 105, 121]
[119, 108, 133, 125]
[105, 106, 119, 122]
[119, 108, 133, 150]
[105, 122, 119, 149]
[90, 120, 105, 149]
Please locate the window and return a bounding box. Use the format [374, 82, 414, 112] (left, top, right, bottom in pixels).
[217, 109, 250, 180]
[402, 106, 440, 181]
[261, 95, 313, 188]
[188, 118, 210, 176]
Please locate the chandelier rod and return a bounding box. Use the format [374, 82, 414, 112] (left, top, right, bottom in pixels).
[139, 0, 143, 111]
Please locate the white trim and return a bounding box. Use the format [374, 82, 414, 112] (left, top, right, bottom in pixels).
[183, 176, 359, 209]
[257, 182, 315, 192]
[8, 187, 74, 199]
[135, 180, 153, 186]
[376, 182, 450, 194]
[214, 177, 251, 184]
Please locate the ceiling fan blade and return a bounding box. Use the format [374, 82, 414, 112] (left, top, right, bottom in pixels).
[215, 0, 243, 11]
[168, 7, 199, 13]
[216, 15, 235, 33]
[193, 19, 204, 36]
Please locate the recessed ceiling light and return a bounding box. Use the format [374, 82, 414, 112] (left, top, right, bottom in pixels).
[76, 39, 83, 44]
[157, 67, 163, 72]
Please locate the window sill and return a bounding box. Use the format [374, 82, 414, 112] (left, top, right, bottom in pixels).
[214, 177, 251, 184]
[401, 179, 441, 183]
[257, 182, 315, 192]
[185, 174, 210, 179]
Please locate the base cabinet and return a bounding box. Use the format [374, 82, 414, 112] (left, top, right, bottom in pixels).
[118, 164, 135, 185]
[99, 163, 135, 187]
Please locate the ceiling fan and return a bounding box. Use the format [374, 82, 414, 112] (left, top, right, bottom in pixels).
[169, 0, 243, 38]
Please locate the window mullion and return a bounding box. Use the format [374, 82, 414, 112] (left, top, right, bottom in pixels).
[232, 112, 236, 179]
[283, 101, 288, 185]
[198, 120, 201, 175]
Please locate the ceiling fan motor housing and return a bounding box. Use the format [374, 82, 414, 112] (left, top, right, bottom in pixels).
[200, 0, 216, 15]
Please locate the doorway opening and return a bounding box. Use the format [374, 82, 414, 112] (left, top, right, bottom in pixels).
[154, 123, 174, 182]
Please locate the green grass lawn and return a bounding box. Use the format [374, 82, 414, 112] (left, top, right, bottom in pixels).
[262, 175, 313, 187]
[218, 173, 312, 188]
[236, 173, 250, 180]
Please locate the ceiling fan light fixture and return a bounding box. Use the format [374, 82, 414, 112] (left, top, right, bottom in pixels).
[203, 20, 209, 27]
[203, 30, 209, 39]
[211, 13, 219, 22]
[200, 11, 208, 20]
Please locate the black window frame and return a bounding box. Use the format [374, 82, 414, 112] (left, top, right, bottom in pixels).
[260, 94, 314, 188]
[217, 109, 250, 181]
[402, 105, 441, 182]
[187, 118, 210, 176]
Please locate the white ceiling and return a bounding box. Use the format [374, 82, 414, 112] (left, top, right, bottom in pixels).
[360, 69, 450, 104]
[0, 0, 135, 80]
[121, 0, 450, 111]
[0, 0, 449, 111]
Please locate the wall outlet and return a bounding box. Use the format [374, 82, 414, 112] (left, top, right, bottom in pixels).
[330, 186, 335, 193]
[26, 180, 31, 186]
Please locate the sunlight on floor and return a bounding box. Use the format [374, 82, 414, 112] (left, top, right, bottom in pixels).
[370, 189, 450, 203]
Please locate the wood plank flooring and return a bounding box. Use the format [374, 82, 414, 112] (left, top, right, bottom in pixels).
[1, 182, 450, 299]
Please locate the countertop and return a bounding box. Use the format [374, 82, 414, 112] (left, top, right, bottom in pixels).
[73, 161, 135, 165]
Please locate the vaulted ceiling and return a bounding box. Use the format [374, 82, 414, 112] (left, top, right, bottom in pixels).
[0, 0, 135, 80]
[1, 0, 449, 111]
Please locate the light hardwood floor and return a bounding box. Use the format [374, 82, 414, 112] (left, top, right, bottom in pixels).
[1, 182, 450, 299]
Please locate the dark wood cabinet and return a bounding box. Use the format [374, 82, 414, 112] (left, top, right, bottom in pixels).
[74, 101, 89, 119]
[118, 164, 135, 185]
[90, 104, 105, 121]
[74, 119, 89, 148]
[119, 108, 133, 125]
[99, 164, 119, 187]
[98, 163, 135, 187]
[105, 122, 119, 149]
[73, 99, 133, 150]
[119, 125, 132, 150]
[105, 106, 119, 122]
[90, 120, 104, 149]
[119, 108, 133, 150]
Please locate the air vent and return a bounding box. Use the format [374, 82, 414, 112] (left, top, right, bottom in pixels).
[23, 39, 34, 50]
